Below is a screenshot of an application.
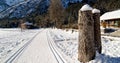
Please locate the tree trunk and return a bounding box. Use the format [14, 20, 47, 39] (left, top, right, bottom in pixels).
[78, 10, 96, 62]
[93, 13, 102, 53]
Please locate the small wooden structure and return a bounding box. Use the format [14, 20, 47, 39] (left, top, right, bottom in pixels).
[20, 21, 33, 31]
[24, 22, 33, 29]
[100, 10, 120, 28]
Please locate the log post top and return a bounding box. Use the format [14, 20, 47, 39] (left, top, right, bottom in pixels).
[80, 4, 93, 11]
[92, 8, 100, 14]
[79, 4, 100, 14]
[79, 4, 93, 17]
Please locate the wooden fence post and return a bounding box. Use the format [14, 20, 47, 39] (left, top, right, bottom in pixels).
[92, 9, 102, 53]
[78, 4, 96, 62]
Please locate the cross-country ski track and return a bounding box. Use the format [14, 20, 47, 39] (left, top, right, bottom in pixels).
[5, 29, 66, 63]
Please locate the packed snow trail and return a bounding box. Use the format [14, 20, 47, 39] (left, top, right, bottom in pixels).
[13, 29, 59, 63]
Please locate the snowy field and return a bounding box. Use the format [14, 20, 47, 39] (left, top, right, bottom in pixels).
[49, 29, 120, 63]
[0, 28, 120, 63]
[0, 28, 40, 62]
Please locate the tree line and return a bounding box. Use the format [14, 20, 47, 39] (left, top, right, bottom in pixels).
[1, 0, 120, 28]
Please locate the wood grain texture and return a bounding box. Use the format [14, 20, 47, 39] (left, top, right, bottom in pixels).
[93, 13, 102, 53]
[78, 10, 95, 62]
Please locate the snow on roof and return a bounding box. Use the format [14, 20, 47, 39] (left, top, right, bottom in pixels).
[80, 4, 93, 11]
[100, 10, 120, 20]
[24, 22, 33, 25]
[92, 8, 100, 13]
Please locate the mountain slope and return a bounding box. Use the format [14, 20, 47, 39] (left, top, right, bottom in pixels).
[0, 0, 49, 18]
[0, 0, 9, 12]
[0, 0, 82, 19]
[5, 0, 25, 6]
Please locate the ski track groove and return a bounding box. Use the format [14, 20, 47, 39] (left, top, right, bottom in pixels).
[5, 29, 44, 63]
[46, 30, 66, 63]
[4, 29, 66, 63]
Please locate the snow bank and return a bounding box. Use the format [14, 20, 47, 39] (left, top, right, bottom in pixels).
[92, 8, 100, 13]
[80, 4, 93, 11]
[50, 28, 120, 63]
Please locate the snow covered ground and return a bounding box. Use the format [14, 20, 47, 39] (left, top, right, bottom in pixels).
[13, 29, 59, 63]
[0, 28, 40, 63]
[0, 28, 120, 63]
[49, 28, 120, 63]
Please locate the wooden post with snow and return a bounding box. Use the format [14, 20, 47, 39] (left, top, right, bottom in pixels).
[92, 9, 102, 53]
[78, 4, 95, 62]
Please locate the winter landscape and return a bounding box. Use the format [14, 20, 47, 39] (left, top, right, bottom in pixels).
[0, 28, 120, 63]
[0, 0, 120, 63]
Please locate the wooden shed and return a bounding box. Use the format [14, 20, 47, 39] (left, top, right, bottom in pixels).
[21, 22, 33, 29]
[100, 10, 120, 28]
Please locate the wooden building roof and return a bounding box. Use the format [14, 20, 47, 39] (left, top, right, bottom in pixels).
[100, 10, 120, 21]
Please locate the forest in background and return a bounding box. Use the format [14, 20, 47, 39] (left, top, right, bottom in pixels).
[0, 0, 120, 28]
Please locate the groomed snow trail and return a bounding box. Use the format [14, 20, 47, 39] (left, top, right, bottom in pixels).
[13, 29, 58, 63]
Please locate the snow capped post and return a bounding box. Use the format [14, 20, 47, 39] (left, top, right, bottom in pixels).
[78, 4, 96, 62]
[92, 9, 102, 53]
